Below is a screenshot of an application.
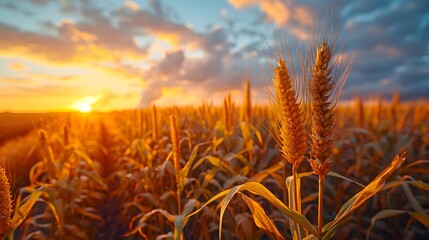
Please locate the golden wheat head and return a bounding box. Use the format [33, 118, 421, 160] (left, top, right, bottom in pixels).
[274, 59, 307, 167]
[0, 166, 12, 236]
[169, 114, 181, 185]
[308, 42, 336, 177]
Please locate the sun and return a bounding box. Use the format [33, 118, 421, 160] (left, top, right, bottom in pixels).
[70, 96, 99, 113]
[76, 103, 92, 113]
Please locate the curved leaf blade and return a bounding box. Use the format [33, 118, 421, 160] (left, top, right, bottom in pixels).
[241, 194, 284, 240]
[323, 153, 406, 239]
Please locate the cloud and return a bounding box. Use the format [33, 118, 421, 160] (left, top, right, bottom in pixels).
[0, 77, 33, 85]
[1, 0, 272, 110]
[0, 84, 81, 97]
[1, 0, 428, 112]
[139, 81, 163, 107]
[340, 0, 429, 99]
[228, 0, 313, 27]
[0, 23, 76, 62]
[157, 50, 185, 76]
[228, 0, 289, 25]
[0, 19, 147, 65]
[124, 0, 140, 12]
[9, 63, 27, 71]
[228, 0, 429, 101]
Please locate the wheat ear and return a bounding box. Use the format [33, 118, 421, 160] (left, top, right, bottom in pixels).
[274, 58, 307, 225]
[309, 42, 336, 178]
[274, 59, 307, 168]
[0, 166, 12, 236]
[169, 114, 181, 214]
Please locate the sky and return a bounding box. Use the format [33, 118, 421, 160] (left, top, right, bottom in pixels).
[0, 0, 428, 112]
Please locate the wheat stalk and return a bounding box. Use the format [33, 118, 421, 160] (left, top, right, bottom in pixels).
[152, 105, 158, 140]
[356, 97, 364, 128]
[63, 124, 69, 146]
[169, 114, 182, 214]
[242, 79, 252, 122]
[274, 58, 308, 234]
[308, 42, 338, 239]
[0, 166, 12, 236]
[390, 92, 400, 134]
[373, 95, 382, 127]
[39, 130, 57, 181]
[223, 93, 234, 136]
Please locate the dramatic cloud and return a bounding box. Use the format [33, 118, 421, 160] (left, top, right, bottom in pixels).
[339, 0, 429, 99]
[228, 0, 313, 27]
[0, 0, 427, 112]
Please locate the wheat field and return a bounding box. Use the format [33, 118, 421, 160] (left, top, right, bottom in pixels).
[1, 70, 428, 240]
[0, 30, 429, 240]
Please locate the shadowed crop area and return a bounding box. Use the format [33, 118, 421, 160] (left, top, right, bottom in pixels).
[1, 1, 429, 240]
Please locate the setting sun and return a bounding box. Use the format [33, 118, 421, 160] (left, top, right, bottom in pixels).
[70, 96, 99, 113]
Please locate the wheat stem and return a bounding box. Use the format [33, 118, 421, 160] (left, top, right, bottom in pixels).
[318, 175, 325, 239]
[292, 163, 299, 213]
[152, 105, 158, 140]
[242, 79, 251, 122]
[170, 114, 182, 215]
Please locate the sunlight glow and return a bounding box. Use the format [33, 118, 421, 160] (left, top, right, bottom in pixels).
[70, 96, 99, 113]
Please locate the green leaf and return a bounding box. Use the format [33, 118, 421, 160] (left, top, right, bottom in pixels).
[174, 216, 183, 240]
[174, 199, 198, 240]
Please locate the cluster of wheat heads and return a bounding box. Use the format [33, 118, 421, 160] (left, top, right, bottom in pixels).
[186, 40, 407, 240]
[1, 156, 44, 240]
